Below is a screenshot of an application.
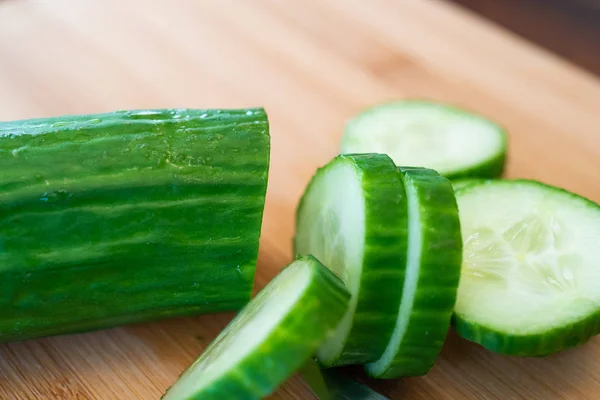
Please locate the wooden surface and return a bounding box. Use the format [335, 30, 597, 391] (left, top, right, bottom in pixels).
[450, 0, 600, 76]
[1, 0, 600, 399]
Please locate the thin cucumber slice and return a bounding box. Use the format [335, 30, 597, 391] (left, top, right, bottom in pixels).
[294, 154, 408, 366]
[453, 180, 600, 356]
[341, 100, 507, 179]
[162, 255, 350, 400]
[366, 167, 462, 378]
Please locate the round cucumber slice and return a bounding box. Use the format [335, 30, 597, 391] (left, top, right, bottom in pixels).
[162, 255, 350, 400]
[294, 153, 408, 367]
[341, 100, 507, 179]
[366, 167, 462, 379]
[453, 180, 600, 356]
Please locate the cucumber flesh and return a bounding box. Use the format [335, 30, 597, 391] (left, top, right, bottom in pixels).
[294, 154, 408, 366]
[452, 178, 486, 192]
[341, 100, 507, 179]
[0, 109, 270, 343]
[163, 255, 350, 400]
[453, 180, 600, 356]
[366, 167, 462, 378]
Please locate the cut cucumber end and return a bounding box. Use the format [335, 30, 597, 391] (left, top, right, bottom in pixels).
[366, 167, 462, 378]
[162, 255, 350, 400]
[453, 180, 600, 356]
[341, 100, 507, 179]
[295, 154, 408, 366]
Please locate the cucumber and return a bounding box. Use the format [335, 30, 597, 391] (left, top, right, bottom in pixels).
[294, 154, 408, 367]
[321, 369, 390, 400]
[453, 180, 600, 356]
[162, 255, 350, 400]
[366, 167, 462, 378]
[301, 359, 391, 400]
[341, 100, 507, 179]
[452, 178, 485, 192]
[0, 108, 270, 343]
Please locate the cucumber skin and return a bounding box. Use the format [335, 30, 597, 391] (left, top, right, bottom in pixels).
[0, 109, 270, 343]
[342, 99, 508, 180]
[294, 153, 408, 366]
[321, 369, 391, 400]
[162, 255, 351, 400]
[453, 179, 600, 356]
[366, 167, 463, 378]
[445, 149, 506, 180]
[452, 311, 600, 357]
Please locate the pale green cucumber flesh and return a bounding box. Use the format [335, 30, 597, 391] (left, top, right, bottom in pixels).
[366, 167, 462, 378]
[341, 100, 507, 179]
[162, 255, 350, 400]
[453, 180, 600, 356]
[294, 154, 408, 366]
[452, 178, 487, 193]
[0, 108, 270, 343]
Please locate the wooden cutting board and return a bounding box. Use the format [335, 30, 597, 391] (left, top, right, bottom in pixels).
[1, 0, 600, 398]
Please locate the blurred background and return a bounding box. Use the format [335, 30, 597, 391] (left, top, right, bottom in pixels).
[453, 0, 600, 76]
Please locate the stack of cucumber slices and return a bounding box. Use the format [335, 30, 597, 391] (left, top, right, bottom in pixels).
[160, 100, 600, 399]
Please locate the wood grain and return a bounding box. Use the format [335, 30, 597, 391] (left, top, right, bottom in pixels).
[1, 0, 600, 399]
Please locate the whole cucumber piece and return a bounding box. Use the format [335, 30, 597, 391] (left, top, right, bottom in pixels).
[0, 108, 270, 343]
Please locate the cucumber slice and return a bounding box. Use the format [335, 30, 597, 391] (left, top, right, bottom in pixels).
[341, 100, 507, 179]
[294, 154, 408, 366]
[162, 255, 350, 400]
[366, 167, 462, 378]
[453, 180, 600, 356]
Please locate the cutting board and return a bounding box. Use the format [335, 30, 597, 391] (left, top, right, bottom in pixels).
[1, 0, 600, 398]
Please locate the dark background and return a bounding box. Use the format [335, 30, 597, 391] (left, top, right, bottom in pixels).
[451, 0, 600, 76]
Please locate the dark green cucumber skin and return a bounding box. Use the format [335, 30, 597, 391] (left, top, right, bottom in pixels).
[294, 153, 408, 366]
[452, 310, 600, 357]
[446, 150, 506, 180]
[322, 369, 390, 400]
[162, 255, 351, 400]
[0, 108, 270, 343]
[367, 167, 462, 378]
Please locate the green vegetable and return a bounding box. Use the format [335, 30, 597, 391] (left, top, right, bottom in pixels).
[294, 154, 408, 366]
[322, 369, 390, 400]
[0, 108, 270, 343]
[341, 100, 507, 179]
[299, 359, 332, 400]
[301, 359, 390, 400]
[452, 178, 486, 192]
[366, 167, 462, 378]
[453, 180, 600, 356]
[162, 255, 351, 400]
